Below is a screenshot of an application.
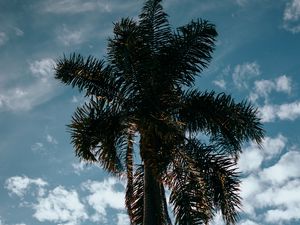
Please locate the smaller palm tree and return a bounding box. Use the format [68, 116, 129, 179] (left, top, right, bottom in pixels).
[55, 0, 264, 224]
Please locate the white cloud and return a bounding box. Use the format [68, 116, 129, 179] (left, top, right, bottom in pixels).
[238, 134, 286, 173]
[82, 177, 125, 222]
[261, 134, 287, 159]
[0, 32, 8, 46]
[259, 101, 300, 122]
[259, 179, 300, 223]
[238, 147, 263, 173]
[276, 75, 292, 94]
[14, 27, 24, 36]
[72, 161, 92, 175]
[211, 211, 225, 225]
[57, 25, 85, 46]
[232, 62, 260, 89]
[238, 137, 300, 224]
[283, 0, 300, 33]
[249, 75, 292, 103]
[236, 0, 248, 6]
[240, 175, 262, 214]
[258, 104, 276, 122]
[259, 150, 300, 185]
[277, 101, 300, 120]
[213, 79, 226, 89]
[117, 213, 130, 225]
[5, 176, 47, 198]
[239, 220, 259, 225]
[46, 134, 58, 145]
[29, 58, 55, 82]
[31, 142, 45, 152]
[33, 186, 88, 225]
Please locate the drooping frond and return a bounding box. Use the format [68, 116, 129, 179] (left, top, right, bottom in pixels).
[182, 139, 241, 224]
[125, 124, 136, 223]
[167, 147, 213, 225]
[68, 98, 128, 174]
[166, 139, 241, 224]
[130, 165, 144, 225]
[179, 90, 264, 157]
[159, 19, 217, 87]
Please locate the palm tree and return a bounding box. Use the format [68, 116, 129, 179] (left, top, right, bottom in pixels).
[55, 0, 264, 224]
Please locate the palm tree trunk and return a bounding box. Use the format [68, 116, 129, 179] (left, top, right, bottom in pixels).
[140, 130, 166, 225]
[143, 159, 164, 225]
[125, 131, 134, 223]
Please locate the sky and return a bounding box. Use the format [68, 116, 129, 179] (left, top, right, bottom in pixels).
[0, 0, 299, 224]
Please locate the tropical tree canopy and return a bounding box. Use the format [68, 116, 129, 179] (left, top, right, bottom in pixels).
[55, 0, 264, 224]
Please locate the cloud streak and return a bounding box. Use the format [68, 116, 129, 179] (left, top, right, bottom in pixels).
[0, 58, 61, 112]
[41, 0, 111, 14]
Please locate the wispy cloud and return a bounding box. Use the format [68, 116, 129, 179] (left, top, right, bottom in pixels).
[283, 0, 300, 33]
[57, 25, 85, 46]
[46, 134, 58, 145]
[0, 58, 61, 112]
[72, 161, 93, 175]
[213, 79, 226, 89]
[235, 0, 248, 6]
[13, 27, 24, 36]
[232, 62, 260, 89]
[0, 32, 8, 46]
[31, 142, 45, 152]
[41, 0, 111, 14]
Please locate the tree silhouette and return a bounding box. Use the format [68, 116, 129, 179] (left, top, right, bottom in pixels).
[55, 0, 264, 224]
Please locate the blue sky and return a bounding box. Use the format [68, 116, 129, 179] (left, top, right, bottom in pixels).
[0, 0, 300, 224]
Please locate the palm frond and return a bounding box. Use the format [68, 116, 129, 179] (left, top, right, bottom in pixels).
[167, 148, 214, 225]
[68, 98, 128, 174]
[159, 19, 217, 87]
[55, 53, 117, 99]
[130, 165, 144, 225]
[125, 124, 136, 223]
[179, 90, 264, 156]
[108, 18, 139, 82]
[183, 139, 241, 224]
[139, 0, 171, 51]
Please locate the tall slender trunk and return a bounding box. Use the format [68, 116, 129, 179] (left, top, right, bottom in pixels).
[125, 131, 134, 224]
[140, 130, 166, 225]
[143, 159, 164, 225]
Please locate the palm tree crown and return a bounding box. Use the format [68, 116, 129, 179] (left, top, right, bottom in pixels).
[55, 0, 264, 224]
